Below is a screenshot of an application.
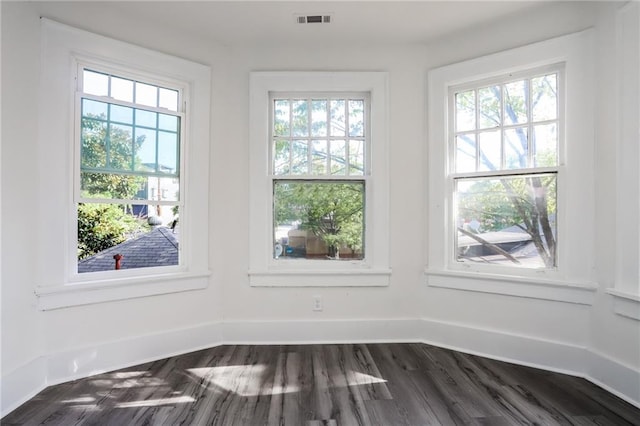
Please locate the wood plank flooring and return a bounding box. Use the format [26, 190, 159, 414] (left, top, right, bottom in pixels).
[3, 343, 639, 425]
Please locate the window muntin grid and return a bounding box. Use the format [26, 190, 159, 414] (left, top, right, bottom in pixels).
[76, 67, 185, 274]
[452, 71, 559, 174]
[449, 67, 561, 269]
[270, 93, 369, 261]
[271, 94, 368, 178]
[80, 69, 181, 177]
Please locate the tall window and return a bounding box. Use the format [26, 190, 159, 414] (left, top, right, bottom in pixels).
[76, 66, 183, 273]
[450, 67, 561, 269]
[271, 94, 368, 261]
[249, 72, 389, 287]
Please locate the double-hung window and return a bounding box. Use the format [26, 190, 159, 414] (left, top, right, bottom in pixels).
[271, 93, 368, 261]
[249, 72, 390, 287]
[35, 19, 211, 310]
[427, 30, 596, 303]
[451, 67, 561, 269]
[76, 66, 183, 274]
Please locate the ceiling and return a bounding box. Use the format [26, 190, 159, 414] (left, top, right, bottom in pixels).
[83, 1, 544, 47]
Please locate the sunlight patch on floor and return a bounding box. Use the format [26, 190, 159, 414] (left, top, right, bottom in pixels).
[187, 365, 300, 397]
[115, 395, 195, 408]
[347, 371, 388, 386]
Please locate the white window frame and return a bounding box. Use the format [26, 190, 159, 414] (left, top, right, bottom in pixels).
[34, 19, 211, 310]
[249, 72, 390, 287]
[448, 65, 564, 272]
[73, 60, 186, 278]
[426, 31, 598, 304]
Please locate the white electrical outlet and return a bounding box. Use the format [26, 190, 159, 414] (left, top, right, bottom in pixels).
[313, 295, 323, 311]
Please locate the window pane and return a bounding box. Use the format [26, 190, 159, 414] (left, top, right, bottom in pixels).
[136, 109, 157, 128]
[478, 130, 501, 171]
[455, 173, 557, 268]
[110, 104, 133, 125]
[533, 123, 558, 167]
[158, 114, 178, 132]
[134, 128, 157, 172]
[312, 140, 328, 174]
[292, 100, 308, 137]
[159, 88, 179, 111]
[504, 127, 528, 169]
[77, 202, 179, 273]
[111, 77, 134, 103]
[80, 172, 179, 202]
[456, 134, 476, 173]
[83, 70, 109, 96]
[455, 90, 476, 132]
[108, 124, 134, 171]
[158, 131, 179, 173]
[273, 140, 290, 175]
[330, 100, 346, 137]
[478, 86, 501, 129]
[504, 80, 528, 125]
[349, 140, 365, 176]
[82, 99, 108, 119]
[81, 119, 107, 168]
[348, 100, 365, 137]
[311, 100, 328, 137]
[274, 100, 290, 136]
[135, 82, 158, 108]
[532, 74, 557, 122]
[146, 176, 180, 202]
[273, 181, 364, 260]
[80, 171, 146, 200]
[330, 140, 346, 175]
[291, 140, 308, 174]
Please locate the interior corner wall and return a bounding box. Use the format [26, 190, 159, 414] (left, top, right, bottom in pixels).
[589, 1, 640, 398]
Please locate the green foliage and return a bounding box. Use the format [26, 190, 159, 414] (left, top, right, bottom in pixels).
[78, 113, 149, 260]
[274, 181, 364, 258]
[77, 203, 148, 260]
[81, 117, 146, 200]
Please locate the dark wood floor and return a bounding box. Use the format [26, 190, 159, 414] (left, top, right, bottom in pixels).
[3, 343, 639, 425]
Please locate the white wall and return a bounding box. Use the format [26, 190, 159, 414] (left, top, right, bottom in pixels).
[1, 0, 45, 392]
[2, 0, 638, 417]
[590, 1, 640, 385]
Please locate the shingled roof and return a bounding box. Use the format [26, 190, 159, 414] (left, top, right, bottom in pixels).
[78, 226, 179, 273]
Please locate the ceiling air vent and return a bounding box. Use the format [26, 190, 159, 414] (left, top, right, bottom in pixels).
[295, 14, 332, 24]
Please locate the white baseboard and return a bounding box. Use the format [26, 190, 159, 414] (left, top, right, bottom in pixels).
[587, 349, 640, 408]
[2, 317, 638, 418]
[46, 321, 224, 386]
[221, 318, 422, 345]
[1, 321, 223, 418]
[0, 356, 47, 419]
[418, 317, 590, 375]
[417, 317, 640, 409]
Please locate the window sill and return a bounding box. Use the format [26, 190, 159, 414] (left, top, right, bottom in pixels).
[425, 269, 597, 305]
[35, 271, 211, 311]
[248, 269, 391, 287]
[606, 289, 640, 321]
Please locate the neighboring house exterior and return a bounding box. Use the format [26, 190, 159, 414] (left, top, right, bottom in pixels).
[78, 226, 178, 273]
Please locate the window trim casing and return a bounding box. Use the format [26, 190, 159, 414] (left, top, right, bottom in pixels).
[248, 72, 390, 287]
[426, 30, 597, 303]
[34, 19, 211, 310]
